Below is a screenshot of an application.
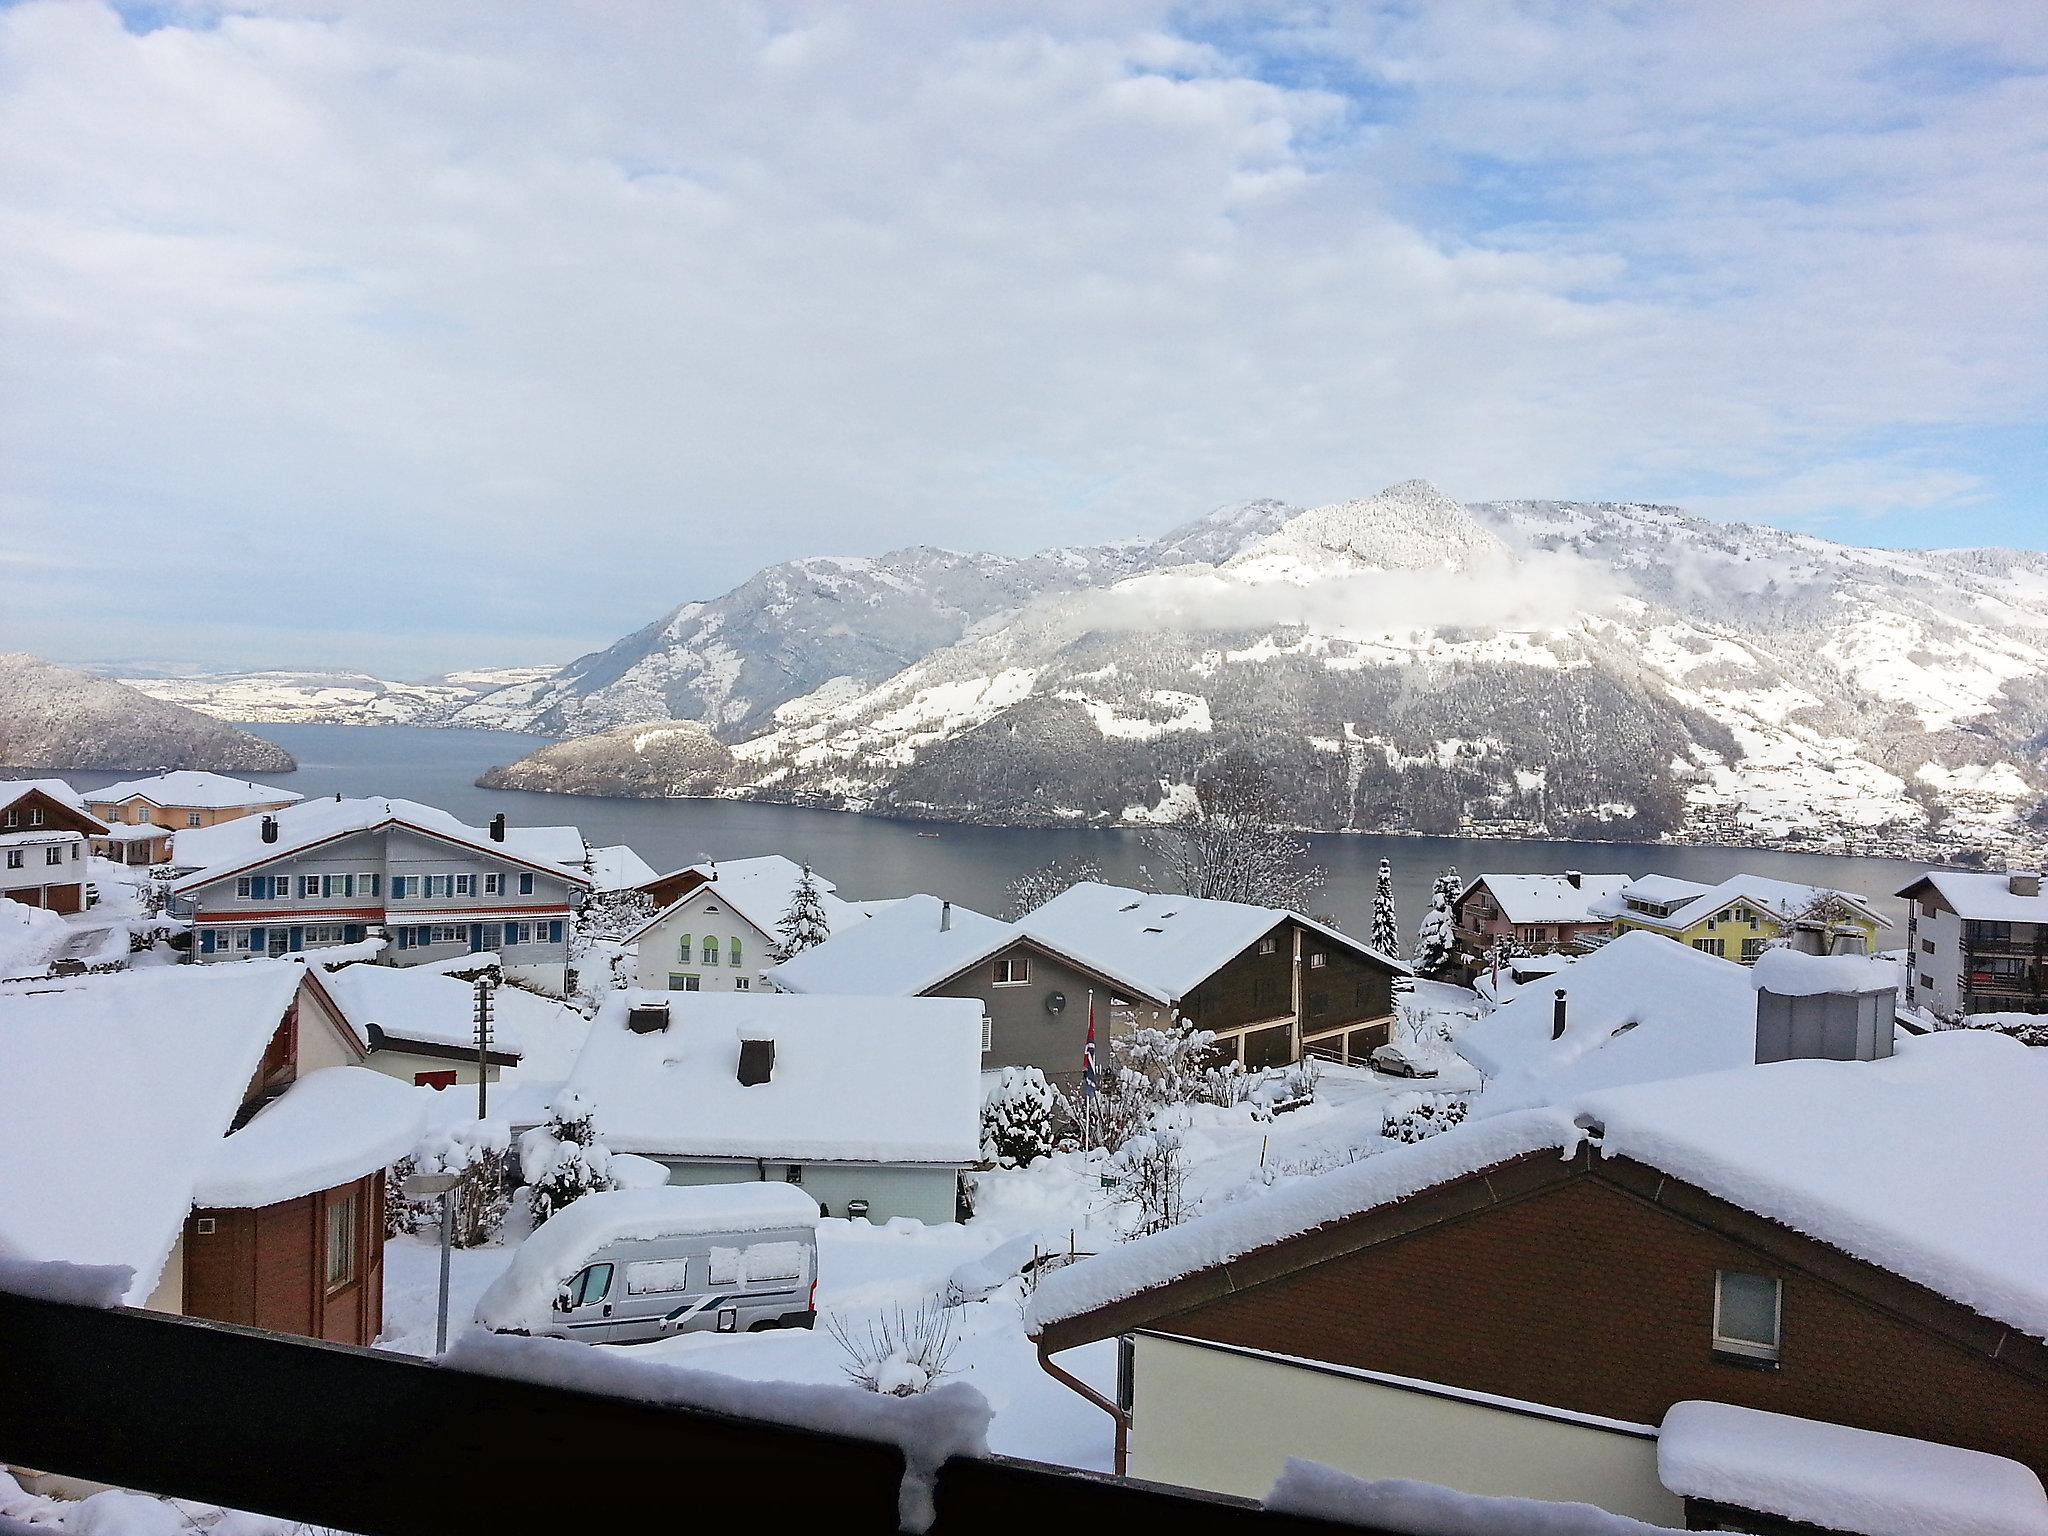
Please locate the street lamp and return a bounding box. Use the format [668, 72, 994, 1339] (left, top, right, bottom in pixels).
[401, 1169, 462, 1353]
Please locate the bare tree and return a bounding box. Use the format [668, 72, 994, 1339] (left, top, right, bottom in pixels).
[1141, 752, 1324, 912]
[1003, 853, 1103, 919]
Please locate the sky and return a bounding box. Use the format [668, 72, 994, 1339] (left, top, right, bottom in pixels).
[1, 1, 2044, 675]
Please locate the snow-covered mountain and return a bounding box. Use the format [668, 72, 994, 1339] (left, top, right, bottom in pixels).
[448, 500, 1300, 739]
[0, 654, 297, 773]
[119, 667, 557, 728]
[483, 482, 2048, 860]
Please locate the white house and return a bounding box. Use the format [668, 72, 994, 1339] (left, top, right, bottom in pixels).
[1895, 868, 2048, 1019]
[0, 779, 103, 916]
[562, 989, 983, 1224]
[628, 856, 872, 992]
[305, 961, 583, 1091]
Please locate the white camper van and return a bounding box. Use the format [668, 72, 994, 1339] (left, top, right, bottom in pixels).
[476, 1184, 820, 1344]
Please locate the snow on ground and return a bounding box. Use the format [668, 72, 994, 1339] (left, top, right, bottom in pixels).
[378, 1044, 1488, 1475]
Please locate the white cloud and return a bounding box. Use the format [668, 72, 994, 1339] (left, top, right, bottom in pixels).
[0, 2, 2040, 670]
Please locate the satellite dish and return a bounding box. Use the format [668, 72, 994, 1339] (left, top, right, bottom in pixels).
[1044, 991, 1067, 1016]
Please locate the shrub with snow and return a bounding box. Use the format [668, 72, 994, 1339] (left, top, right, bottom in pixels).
[1411, 867, 1463, 976]
[383, 1155, 431, 1238]
[980, 1066, 1063, 1168]
[829, 1297, 958, 1396]
[1371, 858, 1400, 956]
[1003, 853, 1103, 920]
[1382, 1093, 1469, 1145]
[521, 1093, 618, 1227]
[772, 862, 832, 961]
[1939, 1012, 2048, 1047]
[412, 1119, 514, 1247]
[1109, 1127, 1189, 1236]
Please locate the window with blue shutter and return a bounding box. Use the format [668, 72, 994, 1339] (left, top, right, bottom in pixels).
[519, 873, 534, 895]
[396, 926, 412, 949]
[199, 930, 216, 954]
[289, 926, 304, 952]
[344, 923, 364, 944]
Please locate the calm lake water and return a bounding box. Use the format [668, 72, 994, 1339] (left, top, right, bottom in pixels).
[66, 724, 1933, 938]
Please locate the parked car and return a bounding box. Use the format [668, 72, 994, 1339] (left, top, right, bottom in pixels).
[475, 1184, 820, 1344]
[1369, 1041, 1439, 1079]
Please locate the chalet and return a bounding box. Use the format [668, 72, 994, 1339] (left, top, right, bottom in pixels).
[771, 883, 1408, 1076]
[629, 855, 873, 993]
[0, 779, 104, 916]
[83, 771, 301, 868]
[1598, 873, 1884, 963]
[1027, 1029, 2048, 1531]
[302, 960, 589, 1091]
[1896, 868, 2048, 1019]
[167, 796, 591, 994]
[1451, 871, 1631, 960]
[0, 963, 424, 1346]
[562, 990, 982, 1224]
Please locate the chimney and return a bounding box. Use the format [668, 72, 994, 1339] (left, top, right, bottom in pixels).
[260, 815, 278, 844]
[2009, 870, 2041, 898]
[626, 1000, 670, 1034]
[1552, 988, 1568, 1040]
[1566, 870, 1583, 889]
[489, 813, 506, 842]
[738, 1035, 775, 1087]
[940, 900, 953, 933]
[1752, 948, 1896, 1064]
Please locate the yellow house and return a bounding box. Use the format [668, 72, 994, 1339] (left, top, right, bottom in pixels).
[1602, 873, 1884, 963]
[85, 771, 302, 866]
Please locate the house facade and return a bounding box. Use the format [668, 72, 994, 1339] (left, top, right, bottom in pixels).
[1451, 872, 1630, 961]
[630, 856, 867, 993]
[169, 798, 589, 994]
[1602, 873, 1884, 963]
[1897, 869, 2048, 1018]
[300, 962, 526, 1091]
[84, 771, 301, 867]
[0, 780, 103, 915]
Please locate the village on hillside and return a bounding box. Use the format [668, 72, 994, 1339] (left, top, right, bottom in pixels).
[4, 769, 2045, 1535]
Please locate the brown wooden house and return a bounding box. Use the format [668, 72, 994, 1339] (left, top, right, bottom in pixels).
[1027, 1032, 2048, 1527]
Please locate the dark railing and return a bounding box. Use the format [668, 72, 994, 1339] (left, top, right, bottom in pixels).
[0, 1289, 1363, 1536]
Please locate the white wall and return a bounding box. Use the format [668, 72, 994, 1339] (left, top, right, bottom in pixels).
[635, 886, 772, 992]
[1129, 1333, 1684, 1525]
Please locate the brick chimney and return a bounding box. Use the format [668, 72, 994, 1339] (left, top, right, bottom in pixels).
[489, 813, 506, 842]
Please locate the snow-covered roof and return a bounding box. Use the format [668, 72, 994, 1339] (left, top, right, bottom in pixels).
[1600, 873, 1883, 933]
[1459, 931, 1758, 1111]
[1458, 873, 1634, 926]
[585, 842, 657, 892]
[475, 1183, 820, 1330]
[1027, 1109, 1585, 1333]
[195, 1066, 426, 1209]
[169, 795, 593, 891]
[0, 962, 309, 1303]
[85, 771, 302, 810]
[1657, 1400, 2048, 1536]
[1750, 946, 1902, 998]
[1035, 1031, 2048, 1347]
[0, 777, 85, 813]
[101, 821, 170, 843]
[765, 895, 1013, 996]
[1897, 869, 2048, 922]
[1582, 1030, 2048, 1339]
[1019, 882, 1409, 1002]
[314, 961, 583, 1059]
[566, 990, 983, 1165]
[627, 855, 867, 944]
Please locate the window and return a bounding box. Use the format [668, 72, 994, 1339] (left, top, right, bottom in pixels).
[237, 876, 253, 898]
[358, 872, 378, 898]
[729, 936, 742, 966]
[708, 1247, 742, 1287]
[484, 872, 502, 895]
[321, 873, 354, 899]
[1740, 937, 1769, 961]
[992, 957, 1030, 986]
[784, 1165, 804, 1185]
[1308, 952, 1327, 969]
[1257, 936, 1277, 956]
[742, 1242, 806, 1284]
[734, 977, 751, 991]
[4, 850, 19, 869]
[231, 929, 253, 952]
[668, 972, 689, 989]
[703, 937, 720, 966]
[324, 1193, 358, 1290]
[1921, 899, 1938, 920]
[414, 1070, 457, 1091]
[455, 873, 474, 896]
[980, 1015, 993, 1052]
[677, 934, 693, 965]
[302, 924, 344, 944]
[625, 1258, 694, 1296]
[1919, 973, 1933, 991]
[186, 812, 203, 828]
[2, 809, 14, 827]
[570, 1263, 613, 1307]
[1712, 1270, 1781, 1362]
[430, 924, 465, 943]
[519, 872, 534, 896]
[390, 876, 408, 899]
[299, 875, 317, 897]
[681, 974, 701, 991]
[1921, 939, 1936, 955]
[28, 808, 42, 827]
[45, 846, 62, 866]
[1693, 938, 1726, 957]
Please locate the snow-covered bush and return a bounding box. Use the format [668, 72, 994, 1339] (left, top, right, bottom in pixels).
[521, 1093, 618, 1226]
[772, 862, 832, 960]
[980, 1066, 1062, 1168]
[1370, 858, 1400, 956]
[829, 1297, 959, 1396]
[1938, 1012, 2048, 1047]
[575, 888, 656, 944]
[1109, 1127, 1188, 1236]
[1411, 867, 1463, 976]
[413, 1120, 513, 1247]
[383, 1155, 432, 1238]
[1382, 1093, 1469, 1144]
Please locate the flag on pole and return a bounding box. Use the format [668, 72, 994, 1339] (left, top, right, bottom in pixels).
[1082, 991, 1098, 1099]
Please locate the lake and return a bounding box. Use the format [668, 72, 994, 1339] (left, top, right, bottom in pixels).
[64, 724, 1934, 938]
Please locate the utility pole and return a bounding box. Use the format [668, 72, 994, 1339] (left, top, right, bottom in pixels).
[474, 974, 494, 1121]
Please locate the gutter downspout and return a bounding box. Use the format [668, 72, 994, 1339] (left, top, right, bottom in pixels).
[1034, 1342, 1129, 1476]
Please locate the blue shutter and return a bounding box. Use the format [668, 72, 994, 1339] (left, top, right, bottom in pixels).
[199, 929, 215, 954]
[391, 875, 405, 900]
[469, 923, 484, 953]
[248, 927, 266, 949]
[289, 925, 304, 951]
[549, 920, 564, 945]
[397, 926, 412, 950]
[344, 923, 364, 944]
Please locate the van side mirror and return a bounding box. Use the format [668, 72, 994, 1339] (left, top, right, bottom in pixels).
[553, 1282, 574, 1312]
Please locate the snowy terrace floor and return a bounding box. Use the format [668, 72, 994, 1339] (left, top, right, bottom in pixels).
[381, 1052, 1483, 1475]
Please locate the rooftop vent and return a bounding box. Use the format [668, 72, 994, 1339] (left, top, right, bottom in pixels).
[1565, 870, 1583, 889]
[940, 900, 952, 933]
[738, 1036, 775, 1087]
[259, 815, 278, 844]
[2010, 870, 2041, 898]
[627, 1001, 670, 1034]
[489, 813, 506, 842]
[1552, 988, 1568, 1041]
[1753, 948, 1896, 1064]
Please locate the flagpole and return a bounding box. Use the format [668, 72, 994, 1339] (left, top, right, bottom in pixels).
[1083, 988, 1097, 1154]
